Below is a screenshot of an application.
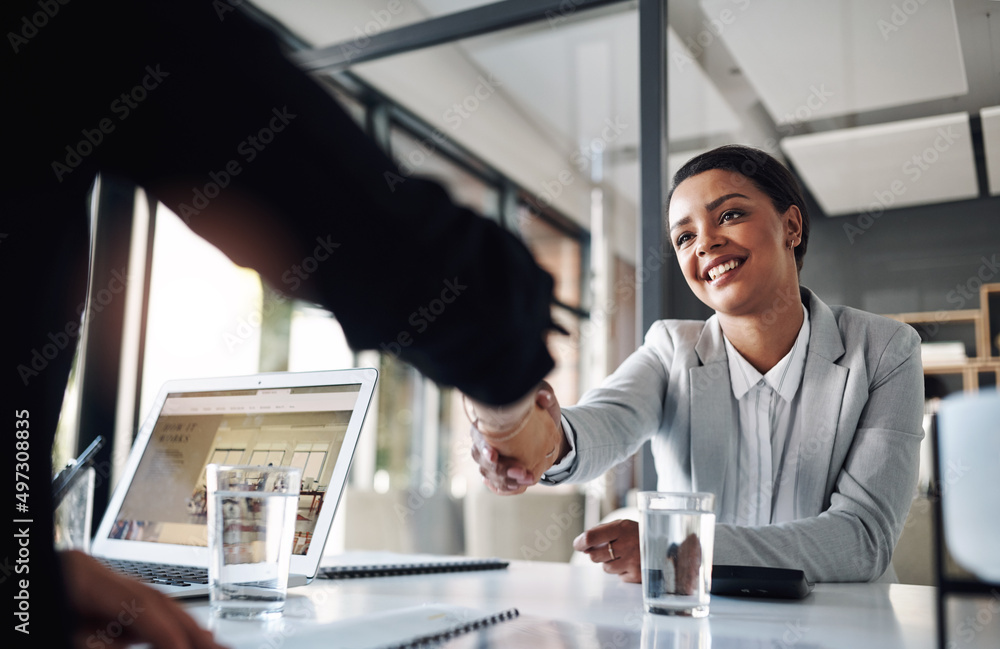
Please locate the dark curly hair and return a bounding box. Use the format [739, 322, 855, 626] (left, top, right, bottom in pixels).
[668, 145, 810, 272]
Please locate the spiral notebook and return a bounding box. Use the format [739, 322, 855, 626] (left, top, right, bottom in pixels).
[320, 552, 509, 579]
[212, 604, 521, 649]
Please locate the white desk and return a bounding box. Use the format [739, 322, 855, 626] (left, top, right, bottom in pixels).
[185, 560, 1000, 649]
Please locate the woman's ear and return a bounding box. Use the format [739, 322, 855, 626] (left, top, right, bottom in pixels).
[783, 204, 803, 241]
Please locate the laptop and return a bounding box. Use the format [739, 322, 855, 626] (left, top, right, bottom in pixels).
[91, 368, 378, 598]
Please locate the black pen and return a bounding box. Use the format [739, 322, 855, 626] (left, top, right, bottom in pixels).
[52, 436, 106, 503]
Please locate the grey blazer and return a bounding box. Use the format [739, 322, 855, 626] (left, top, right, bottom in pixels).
[561, 287, 924, 582]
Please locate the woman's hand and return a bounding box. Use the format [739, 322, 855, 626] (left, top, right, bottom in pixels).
[573, 519, 642, 583]
[61, 550, 227, 649]
[468, 382, 565, 495]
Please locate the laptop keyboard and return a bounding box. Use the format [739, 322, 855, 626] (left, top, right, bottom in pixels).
[100, 558, 209, 588]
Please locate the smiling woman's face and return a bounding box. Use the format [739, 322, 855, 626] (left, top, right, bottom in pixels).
[667, 168, 803, 318]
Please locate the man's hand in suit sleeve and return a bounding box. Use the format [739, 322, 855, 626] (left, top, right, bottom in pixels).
[467, 382, 568, 495]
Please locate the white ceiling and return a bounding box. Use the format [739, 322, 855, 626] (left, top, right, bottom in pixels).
[699, 0, 968, 123]
[781, 112, 979, 216]
[255, 0, 1000, 228]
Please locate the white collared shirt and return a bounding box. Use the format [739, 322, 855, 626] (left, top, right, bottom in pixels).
[719, 303, 811, 526]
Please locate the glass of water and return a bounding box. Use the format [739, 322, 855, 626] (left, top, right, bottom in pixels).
[638, 492, 715, 617]
[206, 464, 301, 620]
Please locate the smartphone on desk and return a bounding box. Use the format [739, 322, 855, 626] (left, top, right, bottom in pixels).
[711, 565, 814, 599]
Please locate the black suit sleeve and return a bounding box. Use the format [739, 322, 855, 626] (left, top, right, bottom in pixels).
[3, 1, 560, 646]
[9, 0, 559, 405]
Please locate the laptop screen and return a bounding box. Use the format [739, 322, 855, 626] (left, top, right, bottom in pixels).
[106, 383, 362, 556]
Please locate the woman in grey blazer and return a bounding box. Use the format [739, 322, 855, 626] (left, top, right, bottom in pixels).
[467, 145, 924, 583]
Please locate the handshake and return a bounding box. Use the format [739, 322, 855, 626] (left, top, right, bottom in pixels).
[465, 381, 569, 495]
[466, 382, 644, 584]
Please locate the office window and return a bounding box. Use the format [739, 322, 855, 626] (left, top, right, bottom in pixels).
[373, 354, 419, 490]
[249, 449, 286, 466]
[287, 303, 355, 372]
[290, 448, 327, 482]
[549, 307, 582, 406]
[609, 256, 637, 368]
[139, 205, 263, 420]
[52, 353, 83, 475]
[517, 205, 583, 309]
[210, 448, 246, 466]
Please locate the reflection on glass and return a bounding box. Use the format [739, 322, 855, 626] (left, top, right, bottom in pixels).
[549, 307, 581, 406]
[349, 5, 638, 233]
[519, 206, 583, 308]
[374, 353, 416, 489]
[609, 256, 638, 367]
[641, 614, 711, 649]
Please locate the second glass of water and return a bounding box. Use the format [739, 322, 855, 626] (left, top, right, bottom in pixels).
[638, 492, 715, 617]
[206, 464, 301, 620]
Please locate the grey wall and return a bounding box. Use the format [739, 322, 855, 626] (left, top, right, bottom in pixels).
[800, 193, 1000, 363]
[800, 194, 1000, 312]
